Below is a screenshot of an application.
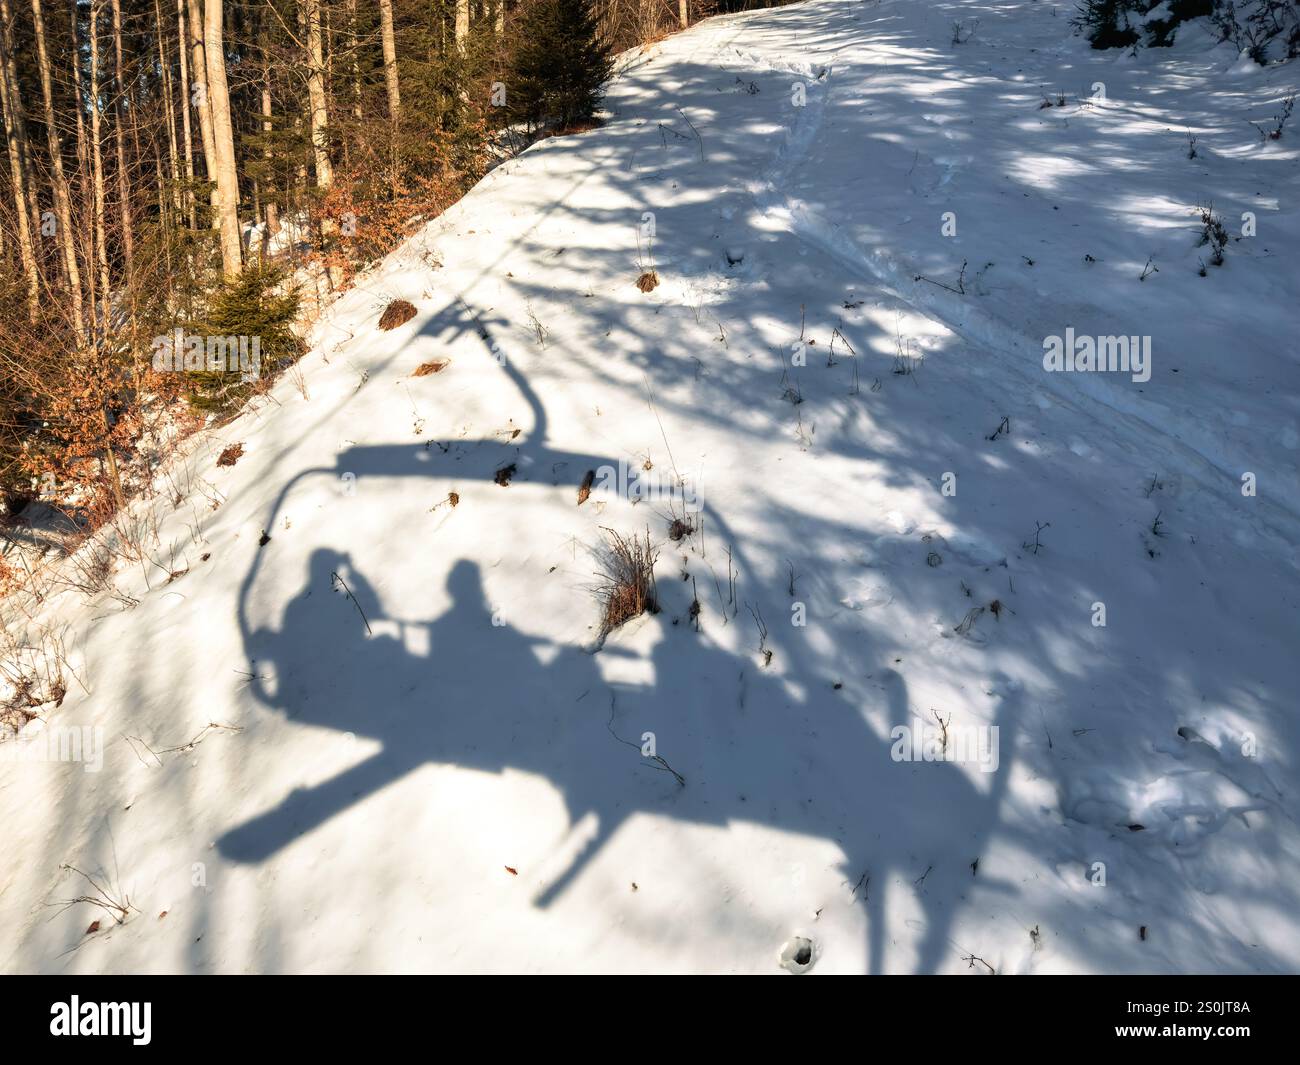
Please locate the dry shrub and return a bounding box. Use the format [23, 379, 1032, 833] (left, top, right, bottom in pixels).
[69, 540, 115, 598]
[0, 684, 41, 733]
[378, 300, 418, 331]
[536, 118, 606, 140]
[311, 130, 485, 284]
[411, 359, 449, 377]
[1, 624, 70, 733]
[597, 528, 659, 640]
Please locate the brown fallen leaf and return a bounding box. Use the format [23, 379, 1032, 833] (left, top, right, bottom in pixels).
[505, 866, 518, 876]
[217, 443, 244, 468]
[411, 359, 448, 377]
[85, 920, 100, 935]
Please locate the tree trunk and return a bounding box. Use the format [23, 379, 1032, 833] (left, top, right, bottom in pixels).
[70, 0, 99, 319]
[110, 0, 136, 285]
[154, 0, 183, 222]
[154, 134, 165, 222]
[1, 0, 38, 232]
[30, 0, 85, 335]
[185, 0, 218, 225]
[378, 0, 401, 121]
[203, 0, 242, 275]
[679, 0, 688, 30]
[261, 64, 278, 237]
[455, 0, 468, 54]
[100, 402, 127, 512]
[304, 0, 333, 190]
[88, 0, 113, 313]
[0, 83, 39, 322]
[346, 0, 361, 121]
[177, 0, 196, 228]
[0, 0, 41, 319]
[0, 0, 39, 233]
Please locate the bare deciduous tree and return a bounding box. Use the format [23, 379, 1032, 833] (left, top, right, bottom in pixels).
[203, 0, 242, 274]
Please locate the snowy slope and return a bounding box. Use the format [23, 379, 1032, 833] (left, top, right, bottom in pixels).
[3, 0, 1299, 974]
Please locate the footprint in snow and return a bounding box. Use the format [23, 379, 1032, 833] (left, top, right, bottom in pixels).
[885, 510, 916, 535]
[840, 578, 893, 611]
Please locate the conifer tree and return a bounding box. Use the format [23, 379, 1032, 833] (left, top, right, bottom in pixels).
[512, 0, 613, 130]
[1071, 0, 1142, 49]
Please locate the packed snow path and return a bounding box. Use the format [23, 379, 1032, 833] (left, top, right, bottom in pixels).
[2, 0, 1298, 974]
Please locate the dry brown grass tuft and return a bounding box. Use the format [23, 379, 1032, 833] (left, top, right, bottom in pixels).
[635, 271, 659, 293]
[411, 359, 449, 377]
[597, 528, 659, 640]
[377, 299, 418, 331]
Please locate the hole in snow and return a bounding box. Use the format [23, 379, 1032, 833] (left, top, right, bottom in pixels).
[778, 935, 815, 973]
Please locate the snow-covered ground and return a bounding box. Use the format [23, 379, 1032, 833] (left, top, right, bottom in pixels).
[3, 0, 1298, 974]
